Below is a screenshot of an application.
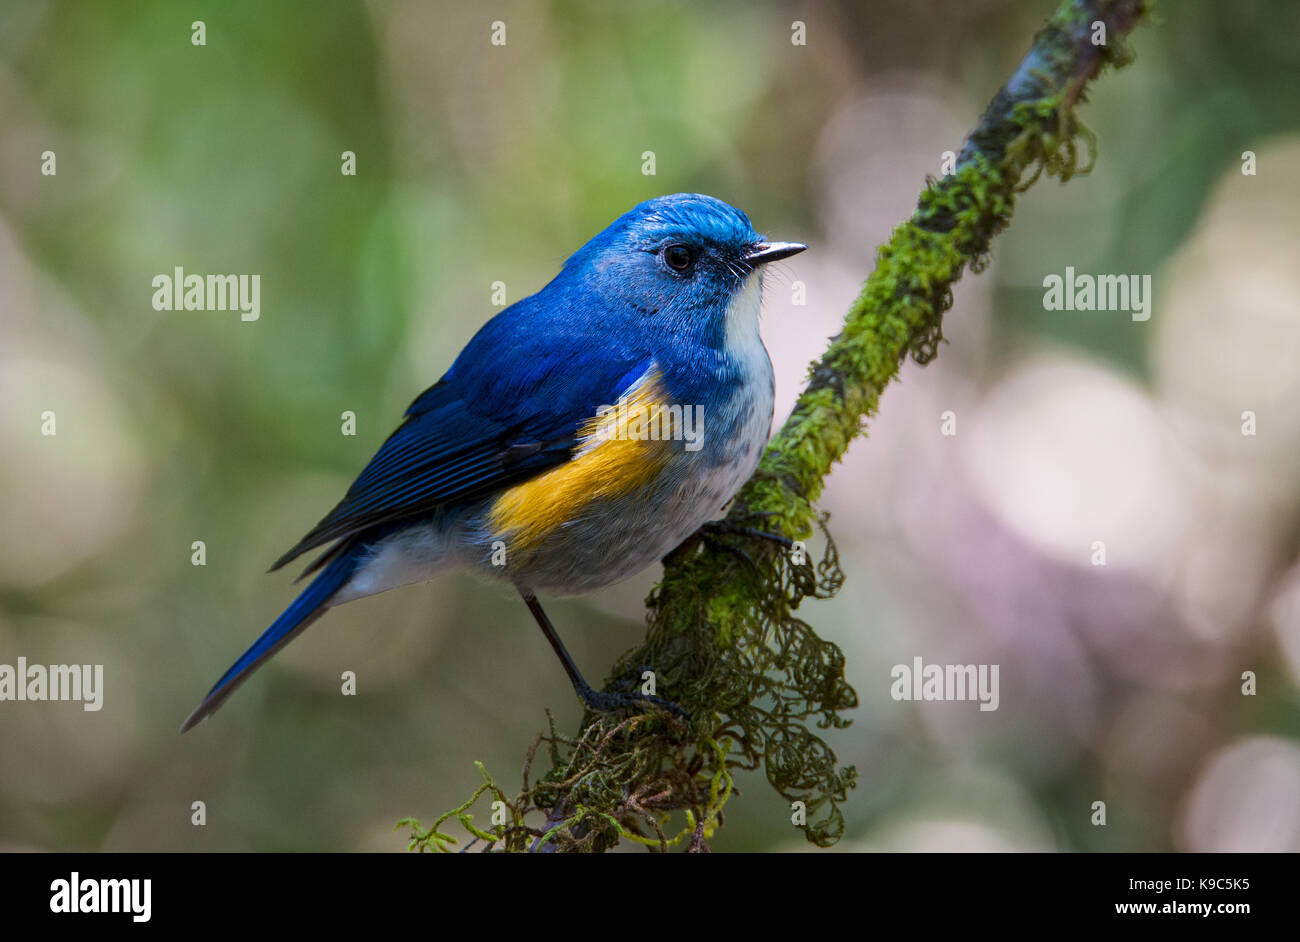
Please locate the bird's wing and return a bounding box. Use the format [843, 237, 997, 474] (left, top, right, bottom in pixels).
[270, 313, 652, 574]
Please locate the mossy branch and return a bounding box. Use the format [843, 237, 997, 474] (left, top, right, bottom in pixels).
[405, 0, 1149, 853]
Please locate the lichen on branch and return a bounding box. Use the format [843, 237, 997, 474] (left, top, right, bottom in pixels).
[404, 0, 1150, 853]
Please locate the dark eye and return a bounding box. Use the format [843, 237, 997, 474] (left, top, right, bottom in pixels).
[663, 243, 695, 272]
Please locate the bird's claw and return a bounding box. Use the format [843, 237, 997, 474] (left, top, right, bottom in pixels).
[576, 684, 690, 721]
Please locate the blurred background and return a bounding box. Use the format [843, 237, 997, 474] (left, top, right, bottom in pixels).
[2, 0, 1299, 852]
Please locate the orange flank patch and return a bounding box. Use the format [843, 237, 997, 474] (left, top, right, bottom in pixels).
[488, 370, 677, 551]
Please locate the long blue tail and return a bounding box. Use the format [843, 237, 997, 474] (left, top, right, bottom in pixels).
[180, 546, 362, 733]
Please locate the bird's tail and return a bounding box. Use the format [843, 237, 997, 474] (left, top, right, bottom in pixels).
[179, 544, 362, 733]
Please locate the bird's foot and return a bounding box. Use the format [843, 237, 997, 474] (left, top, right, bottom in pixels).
[698, 514, 794, 550]
[662, 514, 794, 567]
[575, 681, 689, 722]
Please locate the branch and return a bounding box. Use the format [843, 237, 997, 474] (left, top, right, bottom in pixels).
[406, 0, 1150, 853]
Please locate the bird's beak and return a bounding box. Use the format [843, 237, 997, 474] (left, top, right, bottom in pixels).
[743, 241, 808, 265]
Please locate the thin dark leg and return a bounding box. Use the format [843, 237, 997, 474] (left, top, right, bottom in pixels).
[520, 588, 589, 696]
[518, 586, 687, 719]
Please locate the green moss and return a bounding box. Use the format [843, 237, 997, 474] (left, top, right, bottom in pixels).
[406, 0, 1149, 853]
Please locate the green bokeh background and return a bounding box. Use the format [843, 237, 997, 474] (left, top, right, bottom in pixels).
[2, 0, 1299, 851]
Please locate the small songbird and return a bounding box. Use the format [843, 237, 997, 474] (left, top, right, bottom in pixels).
[181, 193, 805, 732]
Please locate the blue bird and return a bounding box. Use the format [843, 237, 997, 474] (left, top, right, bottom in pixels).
[181, 193, 806, 732]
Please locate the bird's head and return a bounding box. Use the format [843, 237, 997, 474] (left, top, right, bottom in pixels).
[566, 193, 806, 341]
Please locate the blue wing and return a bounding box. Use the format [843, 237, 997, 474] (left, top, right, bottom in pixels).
[271, 295, 652, 573]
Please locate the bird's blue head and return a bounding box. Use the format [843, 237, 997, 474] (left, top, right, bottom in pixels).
[562, 193, 806, 346]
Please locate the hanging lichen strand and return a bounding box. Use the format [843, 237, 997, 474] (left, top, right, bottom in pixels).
[403, 0, 1149, 853]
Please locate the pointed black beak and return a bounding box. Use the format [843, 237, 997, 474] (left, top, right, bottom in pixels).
[742, 241, 807, 265]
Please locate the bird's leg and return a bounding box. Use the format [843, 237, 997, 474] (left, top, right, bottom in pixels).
[517, 587, 688, 720]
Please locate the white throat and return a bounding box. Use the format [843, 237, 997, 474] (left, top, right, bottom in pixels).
[724, 270, 769, 377]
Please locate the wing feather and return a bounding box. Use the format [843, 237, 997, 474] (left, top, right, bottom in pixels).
[269, 299, 654, 572]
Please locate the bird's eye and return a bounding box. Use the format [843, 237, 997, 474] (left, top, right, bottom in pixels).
[663, 243, 695, 272]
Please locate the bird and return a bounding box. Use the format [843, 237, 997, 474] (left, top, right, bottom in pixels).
[180, 192, 806, 733]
